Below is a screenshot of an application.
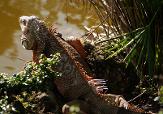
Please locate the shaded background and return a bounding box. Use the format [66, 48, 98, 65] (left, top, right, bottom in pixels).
[0, 0, 97, 74]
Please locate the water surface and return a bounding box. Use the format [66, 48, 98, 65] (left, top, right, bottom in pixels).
[0, 0, 97, 74]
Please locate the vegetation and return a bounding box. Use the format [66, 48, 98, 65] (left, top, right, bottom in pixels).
[0, 53, 62, 113]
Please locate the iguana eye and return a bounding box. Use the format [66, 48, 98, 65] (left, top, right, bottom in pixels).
[22, 19, 27, 26]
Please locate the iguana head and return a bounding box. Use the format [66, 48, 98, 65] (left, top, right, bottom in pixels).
[19, 16, 46, 51]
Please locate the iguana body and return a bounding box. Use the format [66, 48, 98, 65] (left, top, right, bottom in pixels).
[19, 16, 144, 114]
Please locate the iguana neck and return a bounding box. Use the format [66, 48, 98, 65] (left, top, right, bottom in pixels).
[32, 30, 63, 63]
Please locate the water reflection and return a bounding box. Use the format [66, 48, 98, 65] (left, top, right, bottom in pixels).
[0, 0, 98, 74]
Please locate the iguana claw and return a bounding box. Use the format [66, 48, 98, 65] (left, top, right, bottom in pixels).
[88, 79, 108, 93]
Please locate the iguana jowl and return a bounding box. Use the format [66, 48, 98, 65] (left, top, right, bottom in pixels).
[19, 16, 144, 114]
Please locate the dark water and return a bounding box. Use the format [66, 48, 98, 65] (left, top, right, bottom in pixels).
[0, 0, 97, 74]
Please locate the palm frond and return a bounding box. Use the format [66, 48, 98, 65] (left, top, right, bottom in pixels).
[70, 0, 162, 77]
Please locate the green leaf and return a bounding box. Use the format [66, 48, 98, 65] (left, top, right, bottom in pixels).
[107, 29, 145, 59]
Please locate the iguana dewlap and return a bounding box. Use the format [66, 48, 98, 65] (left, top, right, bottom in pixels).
[19, 16, 144, 114]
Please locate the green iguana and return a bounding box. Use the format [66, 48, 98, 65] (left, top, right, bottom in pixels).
[19, 16, 145, 114]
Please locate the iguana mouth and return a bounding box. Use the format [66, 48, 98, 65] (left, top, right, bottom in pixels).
[20, 35, 29, 49]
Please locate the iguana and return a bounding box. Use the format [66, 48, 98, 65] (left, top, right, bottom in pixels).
[19, 16, 145, 114]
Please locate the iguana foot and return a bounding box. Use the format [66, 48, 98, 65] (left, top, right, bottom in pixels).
[101, 94, 129, 109]
[115, 95, 129, 109]
[101, 94, 146, 113]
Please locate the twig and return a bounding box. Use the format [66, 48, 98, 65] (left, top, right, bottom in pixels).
[81, 7, 111, 38]
[95, 35, 124, 45]
[5, 55, 26, 62]
[128, 90, 146, 103]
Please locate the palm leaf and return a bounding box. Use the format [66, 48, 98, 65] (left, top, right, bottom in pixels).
[107, 29, 145, 59]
